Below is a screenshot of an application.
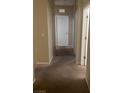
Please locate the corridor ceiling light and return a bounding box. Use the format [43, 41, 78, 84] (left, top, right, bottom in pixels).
[59, 9, 65, 13]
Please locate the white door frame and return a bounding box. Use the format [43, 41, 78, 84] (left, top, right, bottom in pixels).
[55, 15, 69, 46]
[81, 6, 90, 65]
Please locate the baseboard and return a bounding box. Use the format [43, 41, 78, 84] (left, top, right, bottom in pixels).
[36, 56, 54, 65]
[49, 56, 53, 64]
[36, 57, 54, 65]
[36, 62, 50, 65]
[85, 78, 90, 91]
[76, 60, 81, 65]
[49, 56, 55, 64]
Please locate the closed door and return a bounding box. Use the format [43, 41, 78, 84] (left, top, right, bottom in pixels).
[55, 15, 69, 46]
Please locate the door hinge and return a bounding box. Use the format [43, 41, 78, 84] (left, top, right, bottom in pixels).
[84, 56, 86, 59]
[85, 36, 87, 40]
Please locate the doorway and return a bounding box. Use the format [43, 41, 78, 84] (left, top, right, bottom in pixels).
[55, 15, 69, 47]
[55, 14, 75, 56]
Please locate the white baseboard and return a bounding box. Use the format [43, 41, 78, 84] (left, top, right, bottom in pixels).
[36, 57, 54, 65]
[36, 62, 50, 65]
[49, 56, 53, 64]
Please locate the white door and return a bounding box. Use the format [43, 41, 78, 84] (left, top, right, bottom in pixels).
[55, 15, 69, 46]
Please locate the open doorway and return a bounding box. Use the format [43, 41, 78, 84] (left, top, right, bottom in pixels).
[54, 5, 75, 56]
[55, 15, 69, 47]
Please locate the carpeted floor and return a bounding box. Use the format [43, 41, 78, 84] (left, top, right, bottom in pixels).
[33, 56, 89, 93]
[55, 47, 75, 56]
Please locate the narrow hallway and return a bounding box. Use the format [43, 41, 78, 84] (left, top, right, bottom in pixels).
[34, 56, 89, 93]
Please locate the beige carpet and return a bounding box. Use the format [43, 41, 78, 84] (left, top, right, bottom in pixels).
[55, 46, 75, 56]
[34, 56, 89, 93]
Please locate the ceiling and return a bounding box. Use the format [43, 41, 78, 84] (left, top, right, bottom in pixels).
[55, 0, 75, 6]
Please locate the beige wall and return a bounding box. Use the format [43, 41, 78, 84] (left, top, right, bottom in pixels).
[33, 0, 55, 64]
[75, 0, 83, 64]
[33, 0, 49, 63]
[69, 15, 74, 46]
[47, 0, 55, 63]
[55, 6, 75, 15]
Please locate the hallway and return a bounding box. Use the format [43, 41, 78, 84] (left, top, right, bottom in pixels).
[34, 56, 89, 93]
[55, 46, 75, 56]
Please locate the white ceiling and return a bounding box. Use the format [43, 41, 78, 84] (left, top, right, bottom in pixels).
[55, 0, 75, 6]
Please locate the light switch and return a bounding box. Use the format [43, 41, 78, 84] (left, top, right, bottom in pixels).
[41, 33, 45, 37]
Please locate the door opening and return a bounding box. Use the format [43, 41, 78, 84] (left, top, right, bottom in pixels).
[55, 15, 69, 47]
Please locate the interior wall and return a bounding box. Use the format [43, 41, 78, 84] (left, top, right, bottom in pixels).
[69, 15, 74, 46]
[55, 6, 75, 15]
[47, 0, 55, 63]
[74, 3, 77, 54]
[33, 0, 49, 63]
[33, 0, 55, 64]
[75, 0, 83, 64]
